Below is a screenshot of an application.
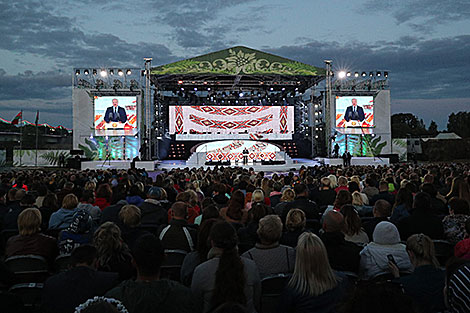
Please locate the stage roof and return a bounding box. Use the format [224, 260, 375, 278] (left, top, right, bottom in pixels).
[151, 46, 324, 76]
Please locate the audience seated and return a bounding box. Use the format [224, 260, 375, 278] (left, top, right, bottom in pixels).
[237, 202, 267, 250]
[6, 208, 58, 263]
[138, 186, 168, 227]
[106, 234, 193, 313]
[42, 245, 119, 313]
[388, 233, 446, 313]
[100, 185, 128, 226]
[3, 190, 34, 230]
[191, 221, 261, 313]
[340, 204, 369, 244]
[442, 197, 470, 245]
[77, 190, 102, 225]
[273, 188, 295, 216]
[242, 215, 295, 278]
[282, 183, 319, 222]
[359, 221, 413, 280]
[280, 209, 308, 248]
[390, 188, 413, 223]
[314, 177, 336, 208]
[269, 182, 283, 208]
[370, 180, 395, 206]
[362, 200, 392, 240]
[118, 204, 150, 249]
[320, 211, 362, 273]
[58, 209, 93, 255]
[220, 190, 248, 227]
[279, 232, 348, 313]
[94, 184, 112, 211]
[49, 194, 79, 230]
[445, 260, 470, 313]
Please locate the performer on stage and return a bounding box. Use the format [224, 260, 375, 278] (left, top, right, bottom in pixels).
[344, 98, 365, 122]
[242, 148, 249, 165]
[334, 143, 339, 158]
[104, 98, 127, 123]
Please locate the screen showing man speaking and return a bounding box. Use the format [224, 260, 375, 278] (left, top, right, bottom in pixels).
[335, 96, 374, 128]
[94, 96, 137, 136]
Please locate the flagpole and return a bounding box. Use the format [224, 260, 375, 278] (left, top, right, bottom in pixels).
[19, 110, 23, 167]
[35, 110, 39, 167]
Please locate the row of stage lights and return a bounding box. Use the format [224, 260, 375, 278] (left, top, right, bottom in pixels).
[335, 71, 388, 79]
[75, 69, 133, 77]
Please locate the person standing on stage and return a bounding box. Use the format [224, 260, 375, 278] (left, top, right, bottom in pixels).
[334, 143, 339, 158]
[242, 148, 249, 165]
[104, 98, 127, 123]
[344, 98, 365, 122]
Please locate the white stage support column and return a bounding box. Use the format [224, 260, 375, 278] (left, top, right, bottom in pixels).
[144, 58, 152, 160]
[324, 60, 333, 157]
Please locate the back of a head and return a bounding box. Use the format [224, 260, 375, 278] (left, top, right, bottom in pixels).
[373, 221, 400, 245]
[449, 197, 470, 215]
[257, 215, 282, 244]
[119, 205, 141, 227]
[94, 222, 123, 256]
[81, 190, 95, 202]
[74, 297, 126, 313]
[176, 191, 191, 203]
[413, 192, 431, 211]
[351, 191, 364, 206]
[281, 188, 295, 202]
[273, 182, 282, 192]
[320, 177, 331, 188]
[170, 201, 188, 219]
[210, 221, 238, 250]
[20, 193, 35, 206]
[323, 210, 344, 233]
[251, 189, 264, 203]
[406, 233, 439, 267]
[338, 176, 348, 187]
[421, 183, 437, 197]
[250, 202, 267, 223]
[340, 204, 362, 236]
[335, 189, 352, 208]
[290, 232, 337, 297]
[286, 209, 306, 232]
[348, 181, 360, 193]
[18, 208, 42, 236]
[132, 234, 164, 277]
[374, 199, 392, 217]
[293, 183, 307, 196]
[71, 244, 98, 267]
[62, 193, 79, 210]
[379, 180, 389, 191]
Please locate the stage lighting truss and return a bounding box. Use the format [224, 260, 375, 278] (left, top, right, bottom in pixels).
[332, 70, 389, 92]
[73, 68, 142, 91]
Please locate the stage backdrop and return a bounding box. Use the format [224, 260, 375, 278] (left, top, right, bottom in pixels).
[169, 105, 294, 141]
[195, 140, 281, 162]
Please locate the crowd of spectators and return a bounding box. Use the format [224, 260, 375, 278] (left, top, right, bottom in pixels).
[0, 162, 469, 313]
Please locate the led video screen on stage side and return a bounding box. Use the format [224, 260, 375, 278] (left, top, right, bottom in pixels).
[169, 105, 294, 140]
[94, 96, 138, 136]
[335, 96, 374, 128]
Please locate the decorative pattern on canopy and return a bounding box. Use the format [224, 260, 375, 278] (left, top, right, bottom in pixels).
[151, 46, 324, 76]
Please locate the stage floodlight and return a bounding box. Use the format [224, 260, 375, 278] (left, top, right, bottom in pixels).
[194, 87, 197, 91]
[126, 69, 132, 75]
[84, 69, 89, 75]
[354, 72, 359, 77]
[92, 69, 97, 75]
[338, 71, 346, 79]
[376, 71, 381, 77]
[369, 72, 374, 77]
[177, 80, 183, 84]
[75, 69, 80, 75]
[239, 92, 244, 97]
[361, 72, 366, 77]
[109, 69, 114, 75]
[100, 69, 107, 77]
[118, 69, 124, 76]
[346, 72, 351, 77]
[384, 71, 388, 78]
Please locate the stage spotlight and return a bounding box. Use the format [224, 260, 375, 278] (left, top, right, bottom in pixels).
[376, 71, 381, 77]
[361, 72, 366, 77]
[118, 69, 123, 76]
[369, 72, 373, 77]
[126, 69, 132, 75]
[92, 69, 97, 75]
[178, 80, 183, 84]
[100, 69, 107, 77]
[75, 69, 80, 75]
[346, 72, 351, 77]
[194, 87, 197, 91]
[384, 71, 388, 77]
[84, 69, 89, 75]
[354, 72, 359, 77]
[338, 71, 346, 79]
[239, 92, 244, 97]
[109, 69, 114, 75]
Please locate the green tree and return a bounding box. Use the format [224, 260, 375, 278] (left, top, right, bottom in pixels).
[391, 113, 429, 138]
[428, 120, 438, 136]
[447, 112, 470, 138]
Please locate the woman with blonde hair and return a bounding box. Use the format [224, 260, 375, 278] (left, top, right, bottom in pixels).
[49, 193, 79, 230]
[279, 232, 347, 313]
[281, 209, 307, 248]
[246, 189, 265, 210]
[327, 175, 337, 189]
[389, 233, 445, 312]
[274, 188, 295, 216]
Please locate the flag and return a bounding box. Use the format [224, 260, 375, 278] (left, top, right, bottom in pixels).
[11, 111, 22, 125]
[35, 110, 39, 125]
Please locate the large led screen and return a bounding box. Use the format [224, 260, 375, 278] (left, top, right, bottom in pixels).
[94, 96, 138, 136]
[169, 105, 294, 140]
[335, 96, 374, 128]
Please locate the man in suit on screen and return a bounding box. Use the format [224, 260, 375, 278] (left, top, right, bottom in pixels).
[344, 98, 365, 122]
[104, 98, 127, 123]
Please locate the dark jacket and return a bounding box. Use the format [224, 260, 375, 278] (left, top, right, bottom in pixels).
[104, 106, 127, 123]
[278, 272, 348, 313]
[282, 196, 320, 222]
[370, 191, 395, 206]
[106, 279, 194, 313]
[395, 265, 446, 313]
[315, 189, 337, 209]
[363, 217, 390, 240]
[157, 219, 197, 253]
[6, 233, 58, 264]
[280, 229, 308, 248]
[2, 202, 24, 230]
[42, 266, 119, 313]
[397, 209, 444, 240]
[320, 231, 362, 273]
[139, 200, 168, 226]
[100, 200, 127, 225]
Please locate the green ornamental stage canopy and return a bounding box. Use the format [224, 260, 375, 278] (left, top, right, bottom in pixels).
[151, 46, 325, 77]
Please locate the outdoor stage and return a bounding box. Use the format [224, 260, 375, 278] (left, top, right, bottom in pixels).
[80, 157, 389, 172]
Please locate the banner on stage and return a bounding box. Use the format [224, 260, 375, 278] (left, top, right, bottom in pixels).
[94, 96, 138, 136]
